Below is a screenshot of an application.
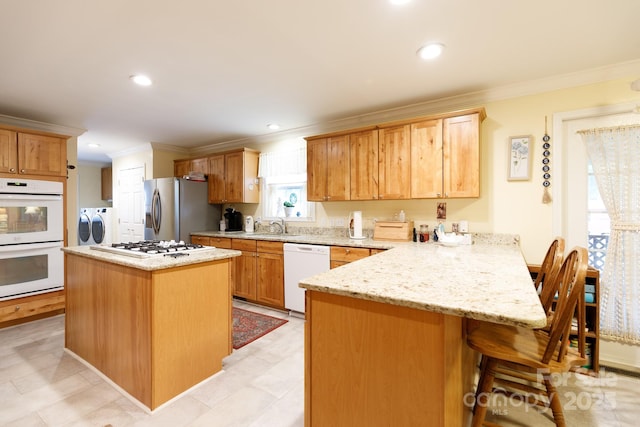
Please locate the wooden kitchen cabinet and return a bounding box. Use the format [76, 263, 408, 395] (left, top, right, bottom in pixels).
[305, 107, 485, 201]
[101, 166, 112, 201]
[231, 239, 284, 309]
[377, 124, 411, 200]
[191, 235, 233, 248]
[410, 118, 443, 198]
[306, 134, 350, 201]
[231, 239, 258, 301]
[256, 241, 285, 308]
[349, 128, 379, 200]
[0, 129, 67, 177]
[442, 113, 481, 198]
[174, 157, 208, 177]
[330, 246, 371, 269]
[208, 148, 259, 204]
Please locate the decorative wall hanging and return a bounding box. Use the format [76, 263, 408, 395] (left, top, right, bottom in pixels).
[507, 135, 531, 181]
[542, 116, 552, 204]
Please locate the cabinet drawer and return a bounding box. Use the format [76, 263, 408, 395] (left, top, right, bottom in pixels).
[191, 235, 210, 245]
[0, 292, 65, 323]
[209, 237, 232, 249]
[232, 238, 257, 251]
[330, 246, 370, 263]
[257, 240, 284, 254]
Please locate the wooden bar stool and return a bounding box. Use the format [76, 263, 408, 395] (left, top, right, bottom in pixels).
[467, 247, 588, 427]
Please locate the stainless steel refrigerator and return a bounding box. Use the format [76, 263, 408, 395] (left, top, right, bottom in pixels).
[144, 178, 220, 242]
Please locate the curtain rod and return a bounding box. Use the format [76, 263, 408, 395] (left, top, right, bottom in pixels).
[577, 124, 640, 134]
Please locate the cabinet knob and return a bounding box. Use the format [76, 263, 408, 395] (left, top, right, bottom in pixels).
[437, 193, 441, 198]
[20, 169, 26, 173]
[10, 168, 16, 172]
[14, 305, 20, 312]
[345, 249, 350, 254]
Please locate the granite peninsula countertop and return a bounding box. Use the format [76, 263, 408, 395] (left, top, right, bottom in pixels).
[62, 245, 241, 271]
[193, 229, 544, 327]
[299, 242, 547, 328]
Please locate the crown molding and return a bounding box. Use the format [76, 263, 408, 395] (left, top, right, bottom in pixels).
[189, 58, 640, 153]
[0, 114, 86, 137]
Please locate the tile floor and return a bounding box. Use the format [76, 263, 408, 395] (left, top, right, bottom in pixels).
[1, 300, 638, 426]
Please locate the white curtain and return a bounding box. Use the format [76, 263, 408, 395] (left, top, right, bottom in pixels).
[579, 125, 640, 344]
[258, 139, 306, 178]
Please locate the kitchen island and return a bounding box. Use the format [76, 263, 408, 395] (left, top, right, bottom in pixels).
[299, 242, 546, 427]
[62, 245, 240, 411]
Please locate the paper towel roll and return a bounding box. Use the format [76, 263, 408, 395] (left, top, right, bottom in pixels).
[353, 211, 363, 238]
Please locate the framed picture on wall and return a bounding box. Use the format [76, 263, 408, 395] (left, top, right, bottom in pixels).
[507, 135, 532, 181]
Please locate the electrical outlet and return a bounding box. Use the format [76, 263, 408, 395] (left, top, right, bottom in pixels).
[336, 218, 345, 227]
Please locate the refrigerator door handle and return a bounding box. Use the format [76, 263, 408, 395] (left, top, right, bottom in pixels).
[152, 188, 162, 234]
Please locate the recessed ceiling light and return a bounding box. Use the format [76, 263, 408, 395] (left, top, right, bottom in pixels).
[267, 123, 281, 130]
[130, 74, 153, 86]
[389, 0, 411, 5]
[87, 143, 100, 148]
[417, 43, 445, 60]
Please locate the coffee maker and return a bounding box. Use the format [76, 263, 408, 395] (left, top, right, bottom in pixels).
[224, 208, 243, 231]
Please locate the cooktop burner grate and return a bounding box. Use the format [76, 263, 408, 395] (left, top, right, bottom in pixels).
[91, 240, 212, 258]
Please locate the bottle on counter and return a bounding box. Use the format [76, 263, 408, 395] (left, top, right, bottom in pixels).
[398, 210, 406, 222]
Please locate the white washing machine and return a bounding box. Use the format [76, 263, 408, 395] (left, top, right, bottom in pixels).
[91, 207, 117, 245]
[78, 208, 95, 245]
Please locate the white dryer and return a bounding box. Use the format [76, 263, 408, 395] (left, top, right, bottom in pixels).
[91, 207, 117, 245]
[78, 208, 95, 245]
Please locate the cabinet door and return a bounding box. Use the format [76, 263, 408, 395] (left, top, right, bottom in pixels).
[378, 125, 411, 199]
[191, 158, 208, 175]
[326, 135, 350, 201]
[411, 119, 443, 198]
[307, 138, 328, 201]
[257, 252, 284, 308]
[17, 133, 66, 176]
[350, 130, 378, 200]
[234, 251, 257, 300]
[101, 167, 112, 201]
[0, 129, 17, 174]
[174, 159, 191, 177]
[208, 154, 226, 203]
[443, 113, 480, 198]
[224, 151, 244, 203]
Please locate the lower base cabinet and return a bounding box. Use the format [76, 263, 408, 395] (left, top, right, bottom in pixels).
[0, 290, 65, 328]
[232, 239, 285, 309]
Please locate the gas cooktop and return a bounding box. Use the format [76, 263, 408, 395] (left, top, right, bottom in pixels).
[91, 240, 214, 258]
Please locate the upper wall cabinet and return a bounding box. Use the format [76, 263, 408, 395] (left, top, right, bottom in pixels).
[378, 124, 411, 200]
[305, 107, 485, 201]
[410, 119, 443, 198]
[306, 134, 350, 202]
[208, 148, 259, 204]
[174, 157, 208, 177]
[349, 129, 379, 200]
[0, 129, 67, 177]
[442, 113, 481, 198]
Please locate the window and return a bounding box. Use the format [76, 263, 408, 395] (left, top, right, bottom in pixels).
[587, 161, 610, 272]
[258, 139, 314, 221]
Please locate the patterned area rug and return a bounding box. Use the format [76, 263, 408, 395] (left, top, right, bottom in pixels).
[232, 307, 288, 349]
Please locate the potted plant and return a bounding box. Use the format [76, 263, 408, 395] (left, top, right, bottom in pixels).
[283, 201, 295, 217]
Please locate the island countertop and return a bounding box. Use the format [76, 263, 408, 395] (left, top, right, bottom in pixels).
[62, 245, 241, 271]
[299, 242, 547, 328]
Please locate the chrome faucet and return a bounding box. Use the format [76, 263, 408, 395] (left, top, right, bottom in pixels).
[270, 218, 286, 234]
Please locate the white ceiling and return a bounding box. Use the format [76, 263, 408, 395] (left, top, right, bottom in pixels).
[2, 0, 640, 163]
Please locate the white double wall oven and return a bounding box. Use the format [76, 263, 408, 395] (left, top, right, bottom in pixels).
[0, 178, 64, 300]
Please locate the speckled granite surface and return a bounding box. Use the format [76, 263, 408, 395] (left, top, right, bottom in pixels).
[299, 242, 546, 328]
[62, 245, 240, 271]
[191, 229, 542, 327]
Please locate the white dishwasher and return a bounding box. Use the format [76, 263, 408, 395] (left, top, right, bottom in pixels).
[284, 243, 330, 316]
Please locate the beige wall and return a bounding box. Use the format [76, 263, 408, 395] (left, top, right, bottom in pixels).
[233, 76, 640, 264]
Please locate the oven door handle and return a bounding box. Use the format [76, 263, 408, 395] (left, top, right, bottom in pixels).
[0, 241, 63, 253]
[0, 194, 62, 201]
